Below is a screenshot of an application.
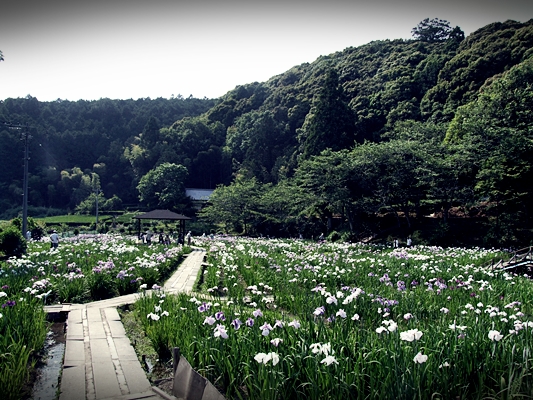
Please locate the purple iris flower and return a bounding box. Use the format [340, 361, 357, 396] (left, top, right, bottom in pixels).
[231, 319, 242, 330]
[198, 303, 208, 312]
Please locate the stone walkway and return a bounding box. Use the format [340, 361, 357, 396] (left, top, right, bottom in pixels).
[54, 248, 206, 400]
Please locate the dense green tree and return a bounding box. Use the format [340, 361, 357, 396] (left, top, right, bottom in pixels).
[76, 193, 122, 214]
[411, 18, 464, 42]
[0, 225, 26, 257]
[350, 140, 431, 229]
[294, 149, 355, 233]
[421, 19, 533, 120]
[137, 163, 189, 211]
[256, 179, 313, 236]
[76, 191, 106, 215]
[445, 57, 533, 243]
[227, 110, 292, 182]
[0, 96, 213, 215]
[140, 116, 160, 148]
[157, 117, 227, 188]
[199, 174, 264, 235]
[299, 68, 356, 159]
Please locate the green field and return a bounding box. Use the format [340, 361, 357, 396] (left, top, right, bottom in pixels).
[35, 212, 137, 224]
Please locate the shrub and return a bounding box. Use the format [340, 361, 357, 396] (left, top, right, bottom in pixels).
[327, 230, 341, 242]
[87, 270, 119, 300]
[0, 227, 27, 257]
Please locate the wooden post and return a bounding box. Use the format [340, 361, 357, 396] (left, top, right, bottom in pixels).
[173, 347, 181, 376]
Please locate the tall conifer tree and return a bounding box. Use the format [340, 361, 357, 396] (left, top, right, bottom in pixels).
[300, 68, 356, 159]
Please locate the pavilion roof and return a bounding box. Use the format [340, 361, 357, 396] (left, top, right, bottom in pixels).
[133, 209, 191, 220]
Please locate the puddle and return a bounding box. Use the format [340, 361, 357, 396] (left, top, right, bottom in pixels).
[31, 321, 66, 400]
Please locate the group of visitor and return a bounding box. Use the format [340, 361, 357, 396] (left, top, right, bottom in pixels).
[393, 237, 412, 247]
[138, 230, 192, 246]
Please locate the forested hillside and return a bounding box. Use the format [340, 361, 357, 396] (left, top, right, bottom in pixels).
[0, 96, 215, 216]
[1, 18, 532, 246]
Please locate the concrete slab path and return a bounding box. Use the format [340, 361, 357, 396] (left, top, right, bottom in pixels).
[55, 248, 206, 400]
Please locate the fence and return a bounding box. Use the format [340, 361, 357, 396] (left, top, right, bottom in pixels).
[171, 347, 226, 400]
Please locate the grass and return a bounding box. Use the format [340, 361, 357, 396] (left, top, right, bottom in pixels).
[35, 212, 139, 225]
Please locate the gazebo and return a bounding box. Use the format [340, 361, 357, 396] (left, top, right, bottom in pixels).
[133, 209, 191, 243]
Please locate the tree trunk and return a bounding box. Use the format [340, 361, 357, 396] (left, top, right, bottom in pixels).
[403, 203, 411, 228]
[442, 202, 449, 223]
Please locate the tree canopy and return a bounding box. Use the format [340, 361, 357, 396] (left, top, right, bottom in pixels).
[1, 20, 533, 246]
[411, 18, 464, 42]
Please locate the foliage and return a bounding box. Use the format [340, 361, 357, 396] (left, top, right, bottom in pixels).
[445, 57, 533, 245]
[2, 20, 533, 246]
[131, 237, 533, 399]
[0, 225, 27, 257]
[227, 110, 293, 183]
[421, 20, 533, 120]
[137, 163, 189, 211]
[0, 96, 214, 211]
[0, 296, 47, 400]
[298, 68, 356, 158]
[199, 175, 265, 235]
[411, 18, 464, 42]
[0, 234, 188, 397]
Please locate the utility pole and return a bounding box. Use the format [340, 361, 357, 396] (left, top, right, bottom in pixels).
[22, 130, 30, 238]
[95, 188, 100, 229]
[3, 122, 31, 238]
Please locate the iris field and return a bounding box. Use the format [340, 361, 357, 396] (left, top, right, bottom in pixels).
[2, 234, 533, 399]
[0, 234, 189, 399]
[134, 237, 533, 399]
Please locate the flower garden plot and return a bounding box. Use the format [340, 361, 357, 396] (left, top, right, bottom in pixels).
[0, 234, 189, 398]
[134, 238, 533, 399]
[2, 234, 189, 303]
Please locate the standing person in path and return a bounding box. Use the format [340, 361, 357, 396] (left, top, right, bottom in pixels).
[185, 231, 192, 246]
[50, 230, 59, 248]
[145, 230, 153, 245]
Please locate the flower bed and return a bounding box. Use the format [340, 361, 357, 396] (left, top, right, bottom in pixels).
[0, 234, 189, 399]
[133, 237, 533, 399]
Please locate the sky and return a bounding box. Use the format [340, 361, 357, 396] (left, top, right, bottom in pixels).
[1, 0, 532, 102]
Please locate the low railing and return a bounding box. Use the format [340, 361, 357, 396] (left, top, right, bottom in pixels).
[488, 247, 533, 278]
[171, 347, 226, 400]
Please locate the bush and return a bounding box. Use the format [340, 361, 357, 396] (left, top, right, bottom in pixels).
[327, 230, 341, 242]
[87, 270, 119, 300]
[0, 227, 27, 257]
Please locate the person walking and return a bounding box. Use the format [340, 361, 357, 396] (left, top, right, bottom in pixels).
[50, 230, 59, 249]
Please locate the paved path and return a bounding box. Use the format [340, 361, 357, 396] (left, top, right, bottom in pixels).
[55, 248, 206, 400]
